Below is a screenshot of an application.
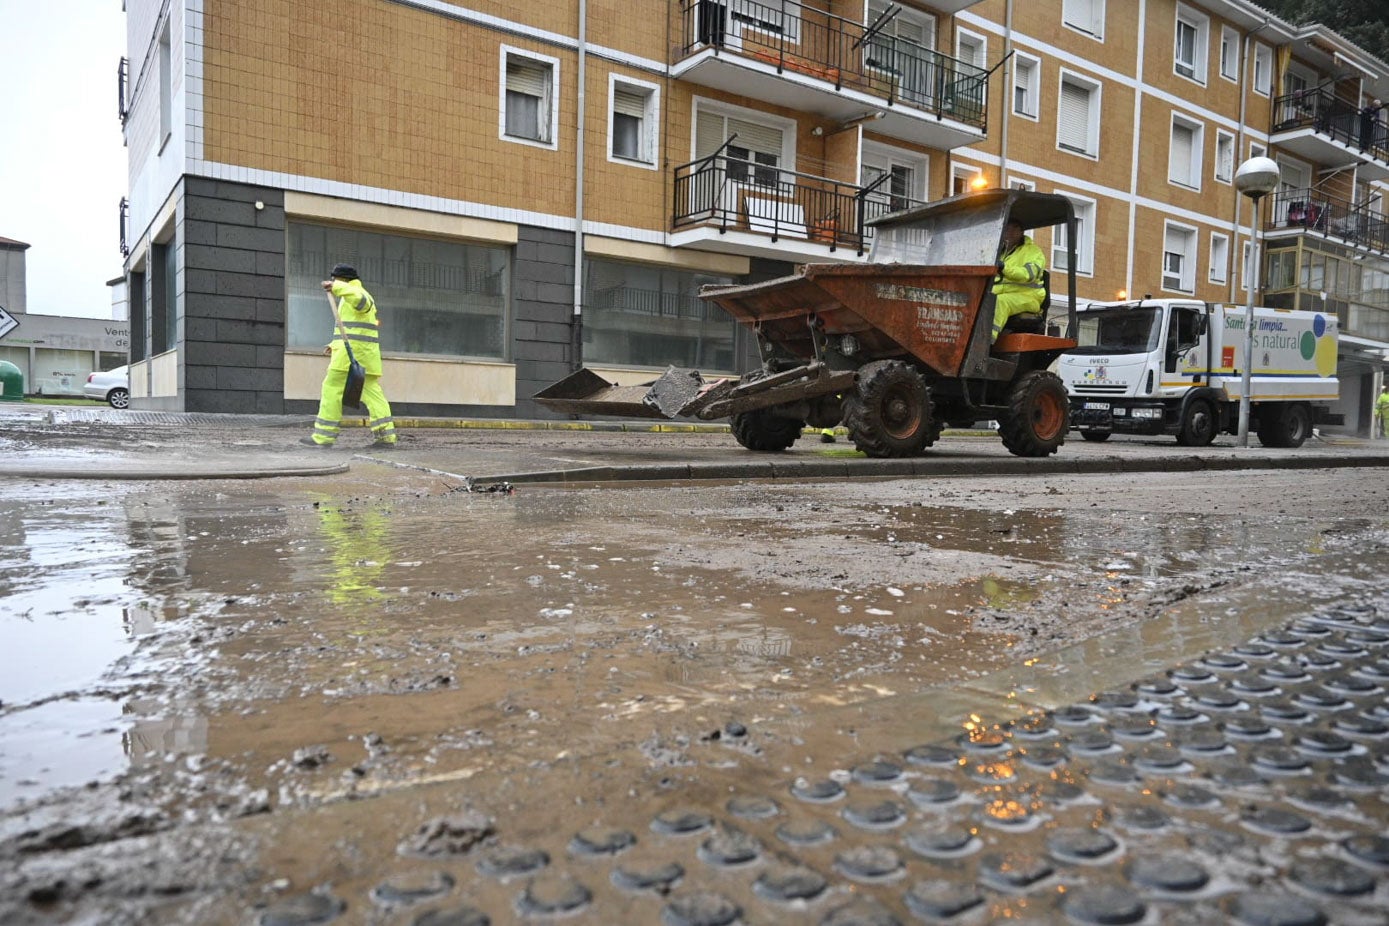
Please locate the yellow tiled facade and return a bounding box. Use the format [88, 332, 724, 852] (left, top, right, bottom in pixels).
[123, 0, 1389, 422]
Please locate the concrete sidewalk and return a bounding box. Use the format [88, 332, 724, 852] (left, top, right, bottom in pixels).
[3, 403, 1389, 482]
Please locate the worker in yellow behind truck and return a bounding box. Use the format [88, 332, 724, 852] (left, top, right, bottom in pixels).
[1376, 383, 1389, 439]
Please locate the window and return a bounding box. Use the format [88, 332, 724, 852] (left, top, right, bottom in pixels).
[1052, 193, 1095, 275]
[609, 76, 658, 167]
[1168, 115, 1204, 189]
[501, 48, 558, 148]
[1250, 141, 1267, 159]
[1209, 232, 1230, 284]
[861, 143, 927, 220]
[583, 259, 744, 372]
[1057, 71, 1101, 158]
[158, 22, 172, 147]
[730, 0, 800, 41]
[1267, 247, 1296, 291]
[956, 30, 985, 69]
[1162, 223, 1197, 293]
[1063, 0, 1105, 39]
[867, 0, 936, 50]
[1009, 178, 1036, 191]
[1013, 53, 1040, 119]
[1253, 43, 1272, 95]
[1215, 130, 1234, 183]
[286, 222, 510, 360]
[696, 109, 784, 187]
[952, 165, 982, 195]
[1173, 6, 1208, 83]
[1220, 26, 1239, 81]
[866, 1, 937, 106]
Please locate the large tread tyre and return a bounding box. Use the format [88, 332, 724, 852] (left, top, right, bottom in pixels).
[1175, 398, 1217, 447]
[1257, 403, 1312, 449]
[107, 388, 130, 410]
[843, 360, 935, 458]
[731, 408, 803, 452]
[998, 371, 1069, 458]
[1080, 429, 1111, 442]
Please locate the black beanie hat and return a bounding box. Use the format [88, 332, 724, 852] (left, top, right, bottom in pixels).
[330, 263, 358, 280]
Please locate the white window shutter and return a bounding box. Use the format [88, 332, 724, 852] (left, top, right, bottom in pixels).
[1058, 81, 1090, 152]
[1170, 124, 1193, 184]
[695, 111, 725, 160]
[726, 118, 783, 159]
[507, 60, 547, 98]
[613, 88, 646, 119]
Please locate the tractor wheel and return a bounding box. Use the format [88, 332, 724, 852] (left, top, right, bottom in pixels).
[1256, 403, 1311, 449]
[731, 408, 803, 451]
[1080, 429, 1111, 442]
[843, 360, 936, 458]
[998, 371, 1069, 457]
[1175, 398, 1217, 447]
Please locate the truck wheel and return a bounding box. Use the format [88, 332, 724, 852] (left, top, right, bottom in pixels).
[844, 360, 937, 458]
[1257, 403, 1312, 449]
[731, 408, 803, 451]
[1080, 429, 1111, 442]
[998, 371, 1069, 457]
[1175, 398, 1216, 446]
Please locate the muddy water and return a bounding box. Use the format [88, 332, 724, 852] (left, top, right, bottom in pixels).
[1, 465, 1387, 921]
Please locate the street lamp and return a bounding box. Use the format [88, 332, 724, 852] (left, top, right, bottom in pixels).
[1233, 156, 1280, 447]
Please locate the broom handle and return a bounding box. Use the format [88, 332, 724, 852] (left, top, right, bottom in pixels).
[325, 289, 358, 364]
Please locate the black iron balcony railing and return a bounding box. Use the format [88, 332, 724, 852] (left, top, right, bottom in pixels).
[1268, 187, 1389, 255]
[1272, 88, 1388, 164]
[119, 197, 129, 258]
[118, 56, 129, 125]
[677, 0, 988, 130]
[672, 153, 924, 254]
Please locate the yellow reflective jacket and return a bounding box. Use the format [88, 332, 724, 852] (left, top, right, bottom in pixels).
[993, 235, 1047, 300]
[329, 278, 383, 376]
[1377, 391, 1389, 417]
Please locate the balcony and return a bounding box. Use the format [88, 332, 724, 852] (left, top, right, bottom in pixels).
[670, 153, 923, 261]
[1270, 90, 1389, 181]
[1266, 187, 1389, 256]
[673, 0, 989, 152]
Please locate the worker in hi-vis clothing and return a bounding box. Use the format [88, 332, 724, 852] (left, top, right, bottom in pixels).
[302, 263, 398, 449]
[1376, 383, 1389, 439]
[991, 219, 1047, 342]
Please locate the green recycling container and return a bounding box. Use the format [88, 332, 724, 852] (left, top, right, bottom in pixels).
[0, 361, 23, 401]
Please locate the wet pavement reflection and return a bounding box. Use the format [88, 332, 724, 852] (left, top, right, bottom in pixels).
[2, 463, 1388, 922]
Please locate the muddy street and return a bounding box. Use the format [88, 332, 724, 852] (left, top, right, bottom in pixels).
[2, 450, 1389, 924]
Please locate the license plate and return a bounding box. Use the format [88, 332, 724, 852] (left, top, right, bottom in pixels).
[1083, 402, 1110, 411]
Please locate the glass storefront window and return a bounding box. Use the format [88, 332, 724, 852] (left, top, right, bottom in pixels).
[582, 259, 743, 372]
[286, 223, 509, 360]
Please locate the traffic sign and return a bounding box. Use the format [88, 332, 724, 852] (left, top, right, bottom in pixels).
[0, 305, 17, 341]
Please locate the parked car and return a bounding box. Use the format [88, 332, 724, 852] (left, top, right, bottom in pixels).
[84, 366, 130, 409]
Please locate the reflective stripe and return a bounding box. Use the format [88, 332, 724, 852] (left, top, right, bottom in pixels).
[315, 418, 341, 430]
[342, 321, 377, 330]
[370, 416, 395, 428]
[313, 425, 338, 439]
[344, 332, 379, 343]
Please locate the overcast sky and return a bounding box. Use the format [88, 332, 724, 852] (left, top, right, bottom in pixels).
[0, 1, 128, 319]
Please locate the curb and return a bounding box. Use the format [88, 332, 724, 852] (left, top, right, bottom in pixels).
[478, 450, 1389, 486]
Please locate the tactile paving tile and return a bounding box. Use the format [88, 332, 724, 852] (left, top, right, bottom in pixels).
[267, 603, 1389, 925]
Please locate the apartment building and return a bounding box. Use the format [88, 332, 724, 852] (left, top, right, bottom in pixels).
[119, 0, 1389, 430]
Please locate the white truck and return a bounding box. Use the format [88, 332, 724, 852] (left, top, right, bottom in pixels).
[1058, 299, 1340, 448]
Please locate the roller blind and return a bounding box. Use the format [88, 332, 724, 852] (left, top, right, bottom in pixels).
[1058, 81, 1091, 152]
[1170, 123, 1194, 185]
[506, 60, 548, 98]
[614, 88, 646, 119]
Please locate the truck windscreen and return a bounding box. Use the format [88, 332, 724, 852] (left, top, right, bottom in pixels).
[1070, 307, 1162, 355]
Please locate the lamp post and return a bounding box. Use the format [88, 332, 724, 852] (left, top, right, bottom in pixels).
[1233, 157, 1281, 448]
